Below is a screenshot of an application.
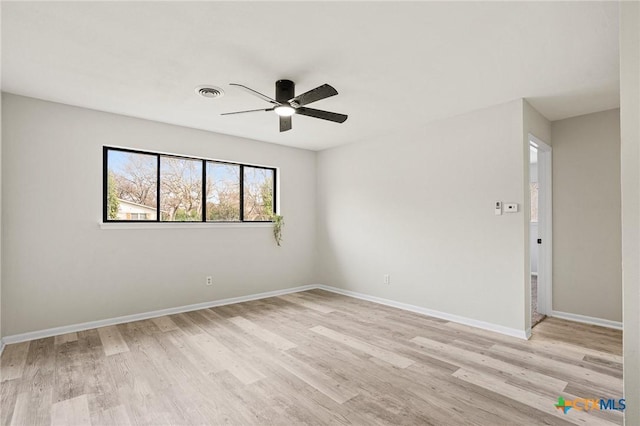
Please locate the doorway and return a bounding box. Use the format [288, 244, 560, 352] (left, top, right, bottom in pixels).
[530, 135, 552, 328]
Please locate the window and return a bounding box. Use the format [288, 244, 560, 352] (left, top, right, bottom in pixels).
[103, 147, 276, 223]
[206, 162, 240, 221]
[160, 156, 203, 222]
[243, 167, 275, 221]
[106, 150, 158, 221]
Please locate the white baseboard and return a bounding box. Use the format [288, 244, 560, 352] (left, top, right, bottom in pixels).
[316, 285, 529, 340]
[550, 310, 622, 330]
[0, 283, 535, 347]
[0, 285, 317, 345]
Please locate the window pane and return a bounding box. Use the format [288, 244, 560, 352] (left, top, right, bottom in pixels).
[160, 157, 203, 222]
[107, 150, 158, 221]
[243, 167, 275, 221]
[206, 162, 240, 221]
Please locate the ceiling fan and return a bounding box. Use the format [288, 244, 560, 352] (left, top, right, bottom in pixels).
[222, 79, 348, 132]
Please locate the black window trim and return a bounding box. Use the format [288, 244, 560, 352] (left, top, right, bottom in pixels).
[103, 146, 277, 224]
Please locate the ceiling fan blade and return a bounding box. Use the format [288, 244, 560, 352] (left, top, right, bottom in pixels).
[280, 116, 292, 132]
[296, 107, 348, 123]
[221, 107, 274, 116]
[230, 83, 279, 105]
[289, 84, 338, 107]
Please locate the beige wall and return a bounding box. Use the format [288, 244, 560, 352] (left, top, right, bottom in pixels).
[524, 100, 552, 145]
[620, 2, 640, 423]
[317, 99, 529, 335]
[551, 109, 621, 322]
[1, 94, 317, 336]
[1, 96, 538, 339]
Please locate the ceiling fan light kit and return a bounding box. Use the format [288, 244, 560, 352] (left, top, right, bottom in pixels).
[221, 79, 348, 132]
[274, 105, 296, 117]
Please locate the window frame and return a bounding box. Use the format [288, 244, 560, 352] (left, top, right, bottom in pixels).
[103, 146, 277, 224]
[241, 165, 277, 222]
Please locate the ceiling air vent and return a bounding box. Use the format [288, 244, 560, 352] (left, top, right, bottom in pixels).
[195, 86, 224, 99]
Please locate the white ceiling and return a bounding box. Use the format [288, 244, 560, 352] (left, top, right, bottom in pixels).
[1, 2, 620, 151]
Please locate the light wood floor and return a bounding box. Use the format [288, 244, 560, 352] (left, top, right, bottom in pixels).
[1, 290, 623, 425]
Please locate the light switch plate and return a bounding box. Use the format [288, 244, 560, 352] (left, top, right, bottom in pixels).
[495, 201, 502, 215]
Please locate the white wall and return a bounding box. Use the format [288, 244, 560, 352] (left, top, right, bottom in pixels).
[317, 99, 529, 333]
[620, 2, 640, 423]
[551, 109, 621, 322]
[1, 94, 317, 336]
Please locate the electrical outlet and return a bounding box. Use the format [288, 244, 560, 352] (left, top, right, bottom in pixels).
[384, 274, 391, 285]
[206, 276, 213, 286]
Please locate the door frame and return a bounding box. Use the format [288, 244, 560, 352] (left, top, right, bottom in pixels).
[529, 134, 552, 316]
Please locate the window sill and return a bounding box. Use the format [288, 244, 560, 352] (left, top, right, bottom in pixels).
[99, 222, 273, 230]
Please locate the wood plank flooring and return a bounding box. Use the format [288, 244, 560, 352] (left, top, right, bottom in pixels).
[0, 290, 623, 425]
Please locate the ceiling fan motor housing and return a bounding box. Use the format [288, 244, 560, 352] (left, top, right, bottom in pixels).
[276, 79, 295, 103]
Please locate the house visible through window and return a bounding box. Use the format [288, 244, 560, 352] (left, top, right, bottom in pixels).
[129, 213, 149, 220]
[104, 147, 276, 223]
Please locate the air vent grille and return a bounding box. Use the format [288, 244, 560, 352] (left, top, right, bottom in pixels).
[195, 86, 224, 99]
